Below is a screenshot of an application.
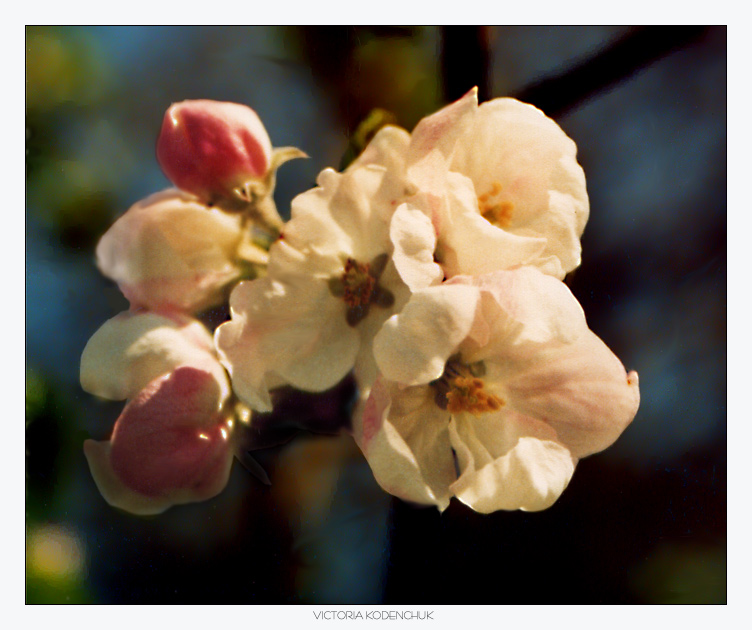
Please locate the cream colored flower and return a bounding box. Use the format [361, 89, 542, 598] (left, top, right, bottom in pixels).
[215, 164, 413, 412]
[351, 89, 589, 281]
[354, 267, 639, 512]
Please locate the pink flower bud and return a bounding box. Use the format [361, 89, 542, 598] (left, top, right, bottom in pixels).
[156, 99, 273, 203]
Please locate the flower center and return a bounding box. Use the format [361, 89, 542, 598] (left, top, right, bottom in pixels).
[431, 357, 504, 416]
[342, 258, 375, 308]
[328, 253, 395, 327]
[445, 376, 502, 415]
[478, 181, 514, 229]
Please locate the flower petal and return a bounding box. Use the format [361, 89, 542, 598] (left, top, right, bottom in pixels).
[448, 267, 589, 358]
[451, 268, 638, 458]
[373, 284, 480, 385]
[406, 88, 478, 191]
[215, 276, 359, 412]
[355, 378, 455, 510]
[348, 124, 411, 173]
[84, 366, 234, 515]
[448, 411, 576, 512]
[80, 311, 227, 401]
[283, 165, 403, 264]
[96, 189, 245, 313]
[436, 173, 548, 278]
[389, 200, 443, 292]
[504, 331, 640, 458]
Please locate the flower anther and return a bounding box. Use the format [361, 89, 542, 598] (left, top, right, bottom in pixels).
[431, 357, 503, 415]
[478, 182, 515, 229]
[328, 253, 396, 327]
[342, 258, 376, 307]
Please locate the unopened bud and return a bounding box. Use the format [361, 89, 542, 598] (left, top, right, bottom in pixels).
[157, 99, 273, 203]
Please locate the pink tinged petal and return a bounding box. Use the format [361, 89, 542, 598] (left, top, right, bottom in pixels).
[84, 367, 234, 515]
[389, 201, 443, 292]
[96, 189, 245, 313]
[354, 378, 455, 510]
[449, 267, 589, 358]
[504, 331, 640, 458]
[356, 376, 391, 450]
[448, 412, 576, 513]
[80, 311, 228, 402]
[157, 100, 273, 202]
[373, 284, 481, 386]
[406, 88, 478, 191]
[451, 98, 582, 226]
[436, 173, 547, 278]
[215, 276, 359, 412]
[447, 267, 638, 458]
[348, 124, 411, 173]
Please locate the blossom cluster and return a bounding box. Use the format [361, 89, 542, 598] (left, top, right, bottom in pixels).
[81, 91, 639, 515]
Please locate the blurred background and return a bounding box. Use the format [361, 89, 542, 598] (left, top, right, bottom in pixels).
[26, 26, 726, 604]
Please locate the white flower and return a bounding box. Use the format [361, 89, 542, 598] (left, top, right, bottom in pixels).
[351, 89, 589, 281]
[354, 267, 639, 513]
[81, 311, 235, 515]
[215, 164, 413, 412]
[96, 189, 266, 314]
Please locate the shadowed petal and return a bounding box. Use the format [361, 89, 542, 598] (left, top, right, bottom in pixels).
[96, 189, 246, 313]
[355, 378, 455, 510]
[216, 276, 359, 412]
[390, 201, 443, 291]
[80, 311, 227, 401]
[449, 411, 576, 513]
[373, 284, 480, 385]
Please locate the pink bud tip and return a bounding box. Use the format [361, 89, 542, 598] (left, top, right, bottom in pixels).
[156, 99, 273, 203]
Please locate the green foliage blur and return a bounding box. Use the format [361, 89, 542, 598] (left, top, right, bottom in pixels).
[27, 26, 130, 251]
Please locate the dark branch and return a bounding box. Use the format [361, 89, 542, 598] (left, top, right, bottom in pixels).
[513, 26, 710, 116]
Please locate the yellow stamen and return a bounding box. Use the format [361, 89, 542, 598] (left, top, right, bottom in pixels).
[478, 181, 514, 228]
[445, 376, 504, 416]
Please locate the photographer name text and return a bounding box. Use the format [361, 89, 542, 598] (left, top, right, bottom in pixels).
[313, 611, 434, 621]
